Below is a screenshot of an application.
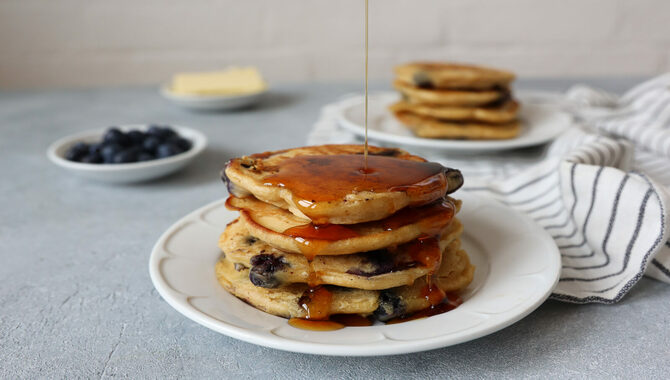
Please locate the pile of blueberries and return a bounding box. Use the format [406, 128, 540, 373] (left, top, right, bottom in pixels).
[65, 125, 192, 164]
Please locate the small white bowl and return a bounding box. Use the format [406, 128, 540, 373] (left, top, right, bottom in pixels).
[160, 85, 267, 111]
[47, 124, 207, 184]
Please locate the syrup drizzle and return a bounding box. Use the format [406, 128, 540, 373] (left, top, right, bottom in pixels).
[280, 199, 454, 259]
[363, 0, 369, 169]
[386, 293, 463, 324]
[263, 154, 446, 203]
[298, 286, 332, 320]
[283, 223, 360, 261]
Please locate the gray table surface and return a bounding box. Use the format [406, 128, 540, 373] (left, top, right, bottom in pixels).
[2, 78, 669, 379]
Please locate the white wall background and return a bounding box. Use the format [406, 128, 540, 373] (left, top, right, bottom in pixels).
[1, 0, 669, 88]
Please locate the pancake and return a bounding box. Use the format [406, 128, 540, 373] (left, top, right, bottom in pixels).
[394, 111, 521, 140]
[223, 144, 463, 225]
[219, 217, 464, 290]
[226, 195, 460, 258]
[214, 238, 474, 320]
[389, 99, 519, 124]
[394, 62, 515, 90]
[376, 242, 474, 321]
[394, 80, 505, 107]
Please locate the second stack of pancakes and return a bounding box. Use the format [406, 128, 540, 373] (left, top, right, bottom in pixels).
[390, 62, 521, 140]
[217, 145, 474, 323]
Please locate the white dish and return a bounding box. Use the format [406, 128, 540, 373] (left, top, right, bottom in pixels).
[149, 192, 560, 356]
[160, 85, 267, 111]
[47, 124, 207, 184]
[336, 92, 572, 152]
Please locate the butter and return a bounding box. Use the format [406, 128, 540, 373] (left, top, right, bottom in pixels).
[170, 67, 267, 96]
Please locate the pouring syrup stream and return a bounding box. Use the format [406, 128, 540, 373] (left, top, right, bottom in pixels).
[285, 0, 463, 331]
[363, 0, 369, 170]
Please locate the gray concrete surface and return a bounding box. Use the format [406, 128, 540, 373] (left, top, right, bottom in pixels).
[1, 79, 669, 379]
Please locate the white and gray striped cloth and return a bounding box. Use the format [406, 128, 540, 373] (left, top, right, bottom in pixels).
[307, 75, 670, 303]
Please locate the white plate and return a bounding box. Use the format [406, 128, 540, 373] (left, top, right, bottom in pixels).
[47, 124, 207, 183]
[336, 92, 572, 152]
[149, 192, 560, 356]
[160, 85, 267, 111]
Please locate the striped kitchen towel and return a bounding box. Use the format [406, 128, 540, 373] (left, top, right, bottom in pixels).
[307, 75, 670, 303]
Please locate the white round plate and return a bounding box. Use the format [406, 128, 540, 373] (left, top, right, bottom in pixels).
[336, 92, 572, 152]
[47, 124, 207, 184]
[160, 85, 267, 111]
[149, 192, 560, 356]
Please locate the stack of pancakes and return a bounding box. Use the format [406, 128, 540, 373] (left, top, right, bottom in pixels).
[217, 145, 474, 324]
[390, 62, 521, 140]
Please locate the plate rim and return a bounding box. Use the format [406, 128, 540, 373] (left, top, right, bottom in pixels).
[335, 92, 573, 152]
[149, 192, 561, 356]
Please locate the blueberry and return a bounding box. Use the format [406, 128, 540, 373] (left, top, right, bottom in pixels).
[161, 126, 177, 138]
[445, 168, 464, 194]
[137, 152, 155, 162]
[142, 136, 162, 153]
[81, 152, 103, 164]
[72, 141, 89, 151]
[103, 128, 130, 146]
[126, 130, 146, 145]
[101, 143, 123, 163]
[249, 254, 286, 288]
[346, 251, 396, 277]
[412, 72, 434, 89]
[65, 142, 89, 161]
[147, 125, 176, 140]
[65, 151, 83, 162]
[168, 137, 191, 151]
[146, 125, 162, 136]
[374, 291, 406, 322]
[112, 148, 140, 164]
[88, 143, 103, 155]
[156, 143, 182, 158]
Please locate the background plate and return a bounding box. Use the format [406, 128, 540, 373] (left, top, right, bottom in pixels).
[160, 85, 266, 111]
[149, 192, 561, 356]
[336, 92, 572, 153]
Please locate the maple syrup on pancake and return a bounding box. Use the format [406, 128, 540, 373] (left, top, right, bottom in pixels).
[283, 223, 360, 262]
[288, 285, 374, 331]
[288, 318, 345, 331]
[298, 286, 332, 320]
[264, 154, 445, 204]
[284, 224, 360, 241]
[288, 286, 340, 331]
[381, 199, 454, 235]
[288, 314, 373, 331]
[407, 235, 441, 269]
[330, 313, 373, 327]
[280, 199, 454, 258]
[386, 294, 463, 325]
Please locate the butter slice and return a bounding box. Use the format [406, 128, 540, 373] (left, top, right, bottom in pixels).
[170, 67, 267, 96]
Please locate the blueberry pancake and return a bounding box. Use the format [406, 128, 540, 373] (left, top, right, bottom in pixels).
[389, 99, 519, 124]
[226, 195, 461, 258]
[214, 238, 474, 320]
[395, 62, 515, 90]
[223, 145, 463, 225]
[219, 217, 464, 290]
[217, 144, 474, 325]
[394, 111, 521, 140]
[393, 80, 506, 107]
